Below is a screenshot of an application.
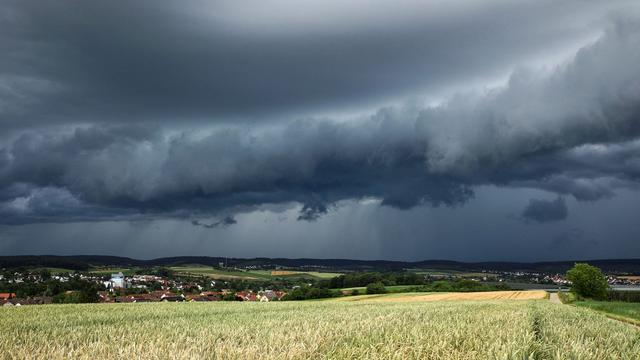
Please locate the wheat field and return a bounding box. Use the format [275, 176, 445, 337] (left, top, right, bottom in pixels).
[2, 300, 639, 359]
[334, 290, 548, 302]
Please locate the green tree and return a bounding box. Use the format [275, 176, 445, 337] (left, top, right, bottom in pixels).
[39, 269, 51, 280]
[566, 263, 609, 300]
[366, 282, 387, 294]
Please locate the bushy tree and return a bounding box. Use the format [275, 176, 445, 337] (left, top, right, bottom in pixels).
[366, 282, 387, 294]
[282, 286, 338, 300]
[566, 263, 608, 300]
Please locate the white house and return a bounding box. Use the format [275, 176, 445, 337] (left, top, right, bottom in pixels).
[109, 272, 127, 288]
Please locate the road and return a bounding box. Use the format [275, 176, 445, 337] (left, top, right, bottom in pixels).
[549, 292, 562, 304]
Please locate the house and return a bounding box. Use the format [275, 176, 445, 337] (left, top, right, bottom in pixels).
[109, 272, 127, 288]
[127, 294, 155, 303]
[4, 297, 52, 306]
[97, 291, 114, 303]
[200, 291, 224, 300]
[0, 293, 16, 301]
[160, 293, 185, 302]
[115, 296, 135, 303]
[235, 291, 257, 301]
[256, 290, 287, 302]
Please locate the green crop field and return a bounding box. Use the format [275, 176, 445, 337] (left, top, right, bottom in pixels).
[574, 300, 640, 325]
[169, 265, 342, 280]
[2, 300, 639, 359]
[88, 267, 136, 275]
[169, 266, 271, 280]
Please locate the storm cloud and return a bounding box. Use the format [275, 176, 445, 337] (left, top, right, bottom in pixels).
[1, 15, 640, 225]
[521, 197, 568, 223]
[0, 0, 630, 130]
[1, 1, 640, 260]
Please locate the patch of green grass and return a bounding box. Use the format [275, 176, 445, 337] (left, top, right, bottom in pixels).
[169, 266, 270, 280]
[87, 267, 135, 275]
[170, 266, 342, 281]
[558, 291, 577, 304]
[574, 300, 640, 324]
[28, 267, 76, 275]
[283, 271, 342, 279]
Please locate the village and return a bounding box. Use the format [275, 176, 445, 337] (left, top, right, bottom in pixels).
[0, 269, 289, 306]
[2, 266, 640, 307]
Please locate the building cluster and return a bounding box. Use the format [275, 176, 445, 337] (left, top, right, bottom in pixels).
[98, 289, 286, 303]
[606, 275, 640, 286]
[1, 292, 52, 307]
[1, 269, 289, 306]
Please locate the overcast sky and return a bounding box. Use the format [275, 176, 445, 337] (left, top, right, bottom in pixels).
[1, 0, 640, 261]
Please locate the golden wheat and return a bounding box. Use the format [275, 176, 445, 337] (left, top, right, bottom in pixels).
[1, 300, 638, 359]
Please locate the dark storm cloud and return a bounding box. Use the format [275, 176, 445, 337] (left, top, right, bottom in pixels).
[521, 197, 568, 223]
[1, 5, 640, 225]
[0, 0, 627, 130]
[297, 202, 329, 222]
[0, 112, 475, 224]
[191, 216, 237, 229]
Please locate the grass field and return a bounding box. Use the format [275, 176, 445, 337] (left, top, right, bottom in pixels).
[2, 298, 639, 359]
[270, 270, 343, 279]
[169, 266, 342, 281]
[28, 267, 77, 275]
[574, 300, 640, 325]
[88, 267, 136, 275]
[169, 266, 269, 280]
[408, 268, 499, 279]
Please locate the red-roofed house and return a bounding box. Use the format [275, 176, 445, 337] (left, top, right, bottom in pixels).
[0, 293, 16, 301]
[235, 291, 257, 301]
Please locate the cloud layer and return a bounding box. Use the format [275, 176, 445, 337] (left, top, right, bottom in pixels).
[521, 197, 568, 223]
[0, 0, 626, 130]
[0, 14, 639, 225]
[0, 1, 639, 237]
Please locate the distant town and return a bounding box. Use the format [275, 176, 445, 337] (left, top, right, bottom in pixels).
[2, 257, 639, 306]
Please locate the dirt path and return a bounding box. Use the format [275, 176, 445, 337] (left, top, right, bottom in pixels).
[549, 292, 562, 304]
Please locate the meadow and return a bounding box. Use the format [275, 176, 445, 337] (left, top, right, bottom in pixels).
[574, 300, 640, 325]
[168, 266, 342, 280]
[2, 297, 640, 359]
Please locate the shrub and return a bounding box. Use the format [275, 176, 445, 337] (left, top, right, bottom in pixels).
[366, 282, 387, 294]
[282, 286, 338, 300]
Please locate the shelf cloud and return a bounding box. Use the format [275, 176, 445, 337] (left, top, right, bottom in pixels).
[1, 0, 639, 260]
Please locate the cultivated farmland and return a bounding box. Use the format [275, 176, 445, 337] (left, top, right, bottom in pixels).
[334, 290, 548, 302]
[2, 299, 639, 359]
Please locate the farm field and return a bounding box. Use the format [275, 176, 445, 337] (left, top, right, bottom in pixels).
[169, 266, 269, 280]
[407, 268, 499, 279]
[338, 285, 417, 294]
[88, 267, 136, 275]
[2, 299, 639, 359]
[27, 267, 77, 275]
[333, 290, 548, 302]
[574, 300, 640, 325]
[169, 265, 342, 280]
[270, 270, 343, 278]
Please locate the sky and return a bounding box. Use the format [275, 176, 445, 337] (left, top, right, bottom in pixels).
[1, 0, 640, 261]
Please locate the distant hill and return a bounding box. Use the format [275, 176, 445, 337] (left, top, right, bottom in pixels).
[1, 255, 639, 274]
